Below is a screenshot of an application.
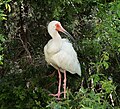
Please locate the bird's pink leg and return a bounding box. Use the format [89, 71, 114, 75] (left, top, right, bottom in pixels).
[57, 69, 61, 98]
[63, 70, 66, 99]
[49, 69, 61, 99]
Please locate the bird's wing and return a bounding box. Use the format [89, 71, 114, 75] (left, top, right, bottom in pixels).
[50, 39, 81, 76]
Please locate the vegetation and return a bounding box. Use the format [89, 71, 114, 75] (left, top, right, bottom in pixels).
[0, 0, 120, 108]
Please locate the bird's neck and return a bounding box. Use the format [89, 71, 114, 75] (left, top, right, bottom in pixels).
[51, 31, 62, 41]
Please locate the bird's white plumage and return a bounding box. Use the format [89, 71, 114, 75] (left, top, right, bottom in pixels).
[44, 21, 81, 76]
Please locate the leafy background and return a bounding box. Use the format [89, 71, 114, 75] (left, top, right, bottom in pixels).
[0, 0, 120, 108]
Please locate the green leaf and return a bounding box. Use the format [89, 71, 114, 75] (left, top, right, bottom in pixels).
[101, 80, 115, 94]
[0, 55, 3, 65]
[118, 48, 120, 52]
[5, 3, 11, 12]
[103, 61, 109, 69]
[0, 34, 5, 42]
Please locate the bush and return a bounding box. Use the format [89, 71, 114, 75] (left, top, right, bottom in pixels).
[0, 0, 120, 108]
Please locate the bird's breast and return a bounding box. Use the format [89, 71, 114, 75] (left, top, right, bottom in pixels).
[47, 41, 61, 55]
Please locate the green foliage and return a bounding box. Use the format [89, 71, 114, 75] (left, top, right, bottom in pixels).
[0, 34, 5, 64]
[0, 66, 51, 109]
[47, 75, 116, 109]
[0, 0, 120, 108]
[0, 0, 11, 65]
[0, 73, 117, 109]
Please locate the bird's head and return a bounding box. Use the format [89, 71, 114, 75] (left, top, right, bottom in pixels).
[48, 21, 74, 41]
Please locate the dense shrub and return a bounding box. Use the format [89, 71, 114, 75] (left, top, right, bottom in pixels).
[0, 0, 120, 108]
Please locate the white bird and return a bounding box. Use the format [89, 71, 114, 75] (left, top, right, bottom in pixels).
[44, 21, 81, 99]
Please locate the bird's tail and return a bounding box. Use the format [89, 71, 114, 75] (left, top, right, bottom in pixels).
[77, 64, 81, 76]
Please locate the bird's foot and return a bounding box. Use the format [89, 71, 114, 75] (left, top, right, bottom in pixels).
[49, 92, 64, 100]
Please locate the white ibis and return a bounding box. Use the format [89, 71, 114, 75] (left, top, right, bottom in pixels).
[44, 21, 81, 99]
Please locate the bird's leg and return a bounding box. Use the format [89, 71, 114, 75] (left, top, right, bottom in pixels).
[63, 70, 66, 99]
[57, 69, 61, 98]
[49, 69, 61, 99]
